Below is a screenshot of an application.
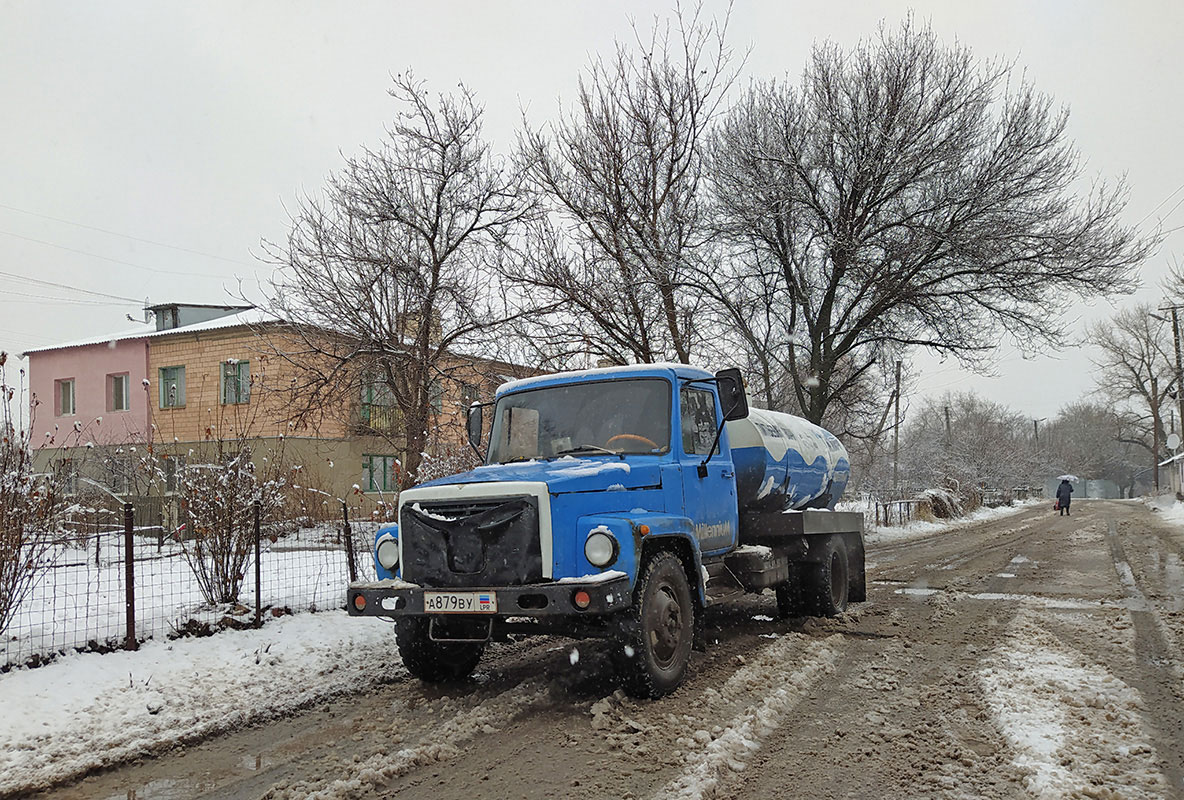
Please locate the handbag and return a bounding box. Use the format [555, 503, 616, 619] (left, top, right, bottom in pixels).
[1053, 500, 1060, 511]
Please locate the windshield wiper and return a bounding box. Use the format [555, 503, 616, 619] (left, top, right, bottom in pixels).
[554, 444, 620, 458]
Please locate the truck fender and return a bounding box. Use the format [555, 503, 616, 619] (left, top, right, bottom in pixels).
[633, 529, 706, 609]
[579, 513, 707, 606]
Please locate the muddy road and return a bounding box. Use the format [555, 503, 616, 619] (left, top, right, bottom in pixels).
[42, 500, 1184, 799]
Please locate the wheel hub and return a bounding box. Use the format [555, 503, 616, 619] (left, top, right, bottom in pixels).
[647, 585, 683, 665]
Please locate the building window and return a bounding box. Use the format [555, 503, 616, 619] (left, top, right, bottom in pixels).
[361, 380, 398, 430]
[55, 379, 75, 416]
[429, 379, 444, 414]
[461, 383, 480, 408]
[107, 373, 130, 412]
[159, 366, 186, 409]
[221, 359, 250, 405]
[362, 455, 398, 492]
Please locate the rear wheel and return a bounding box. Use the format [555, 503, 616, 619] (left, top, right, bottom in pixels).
[804, 535, 849, 617]
[395, 617, 484, 682]
[614, 551, 696, 698]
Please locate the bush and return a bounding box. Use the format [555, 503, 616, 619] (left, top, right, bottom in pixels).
[0, 354, 70, 637]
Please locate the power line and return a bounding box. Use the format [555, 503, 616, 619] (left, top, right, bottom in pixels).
[0, 289, 138, 306]
[0, 228, 244, 278]
[0, 268, 140, 303]
[0, 201, 254, 267]
[1137, 180, 1184, 226]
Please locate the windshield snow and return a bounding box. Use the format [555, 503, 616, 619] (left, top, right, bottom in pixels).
[487, 378, 671, 464]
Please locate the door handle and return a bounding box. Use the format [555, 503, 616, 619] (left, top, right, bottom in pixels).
[721, 469, 734, 479]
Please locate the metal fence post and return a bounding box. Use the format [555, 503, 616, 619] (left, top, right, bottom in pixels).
[254, 500, 262, 628]
[342, 501, 357, 584]
[123, 502, 137, 651]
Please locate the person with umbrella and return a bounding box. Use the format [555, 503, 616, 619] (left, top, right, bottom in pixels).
[1056, 475, 1075, 516]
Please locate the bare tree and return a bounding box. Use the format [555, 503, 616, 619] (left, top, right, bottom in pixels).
[514, 3, 737, 365]
[260, 74, 533, 488]
[1042, 400, 1141, 494]
[1088, 304, 1174, 488]
[897, 390, 1039, 500]
[708, 19, 1157, 428]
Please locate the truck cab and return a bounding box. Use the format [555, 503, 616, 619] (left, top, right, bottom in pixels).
[347, 364, 864, 697]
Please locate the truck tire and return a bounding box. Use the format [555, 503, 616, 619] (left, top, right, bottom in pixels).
[614, 551, 695, 699]
[805, 535, 849, 617]
[394, 617, 484, 683]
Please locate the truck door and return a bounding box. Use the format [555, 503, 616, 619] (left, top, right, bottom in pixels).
[679, 384, 739, 554]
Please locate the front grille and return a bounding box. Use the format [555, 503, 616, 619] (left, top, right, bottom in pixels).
[401, 495, 542, 588]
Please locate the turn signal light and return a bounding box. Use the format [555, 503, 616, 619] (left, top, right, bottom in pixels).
[573, 590, 592, 609]
[353, 593, 367, 612]
[638, 524, 650, 535]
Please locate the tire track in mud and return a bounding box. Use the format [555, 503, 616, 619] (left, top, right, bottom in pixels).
[871, 514, 1052, 580]
[647, 635, 841, 800]
[370, 619, 849, 800]
[264, 677, 556, 800]
[1105, 517, 1184, 795]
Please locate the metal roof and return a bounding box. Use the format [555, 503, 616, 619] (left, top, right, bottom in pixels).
[21, 308, 276, 357]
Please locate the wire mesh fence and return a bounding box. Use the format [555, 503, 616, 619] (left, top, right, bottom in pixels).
[2, 503, 381, 670]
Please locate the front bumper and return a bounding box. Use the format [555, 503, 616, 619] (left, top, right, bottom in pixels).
[347, 575, 632, 618]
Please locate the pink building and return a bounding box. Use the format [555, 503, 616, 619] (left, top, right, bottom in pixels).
[24, 331, 153, 448]
[24, 304, 253, 449]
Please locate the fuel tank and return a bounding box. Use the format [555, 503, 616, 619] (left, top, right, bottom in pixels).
[726, 408, 851, 511]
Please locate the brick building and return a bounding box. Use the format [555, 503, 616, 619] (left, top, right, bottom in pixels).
[24, 303, 537, 507]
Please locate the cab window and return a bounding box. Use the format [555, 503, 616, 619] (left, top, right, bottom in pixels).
[680, 386, 719, 456]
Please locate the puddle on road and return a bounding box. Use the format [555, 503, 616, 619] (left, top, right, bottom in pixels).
[104, 754, 271, 800]
[107, 779, 193, 800]
[890, 586, 1111, 610]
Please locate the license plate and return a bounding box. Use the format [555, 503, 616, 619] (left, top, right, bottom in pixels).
[423, 591, 497, 614]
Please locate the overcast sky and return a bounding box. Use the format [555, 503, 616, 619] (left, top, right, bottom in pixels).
[2, 0, 1182, 424]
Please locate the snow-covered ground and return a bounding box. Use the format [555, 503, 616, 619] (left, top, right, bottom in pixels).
[0, 612, 400, 796]
[863, 498, 1040, 544]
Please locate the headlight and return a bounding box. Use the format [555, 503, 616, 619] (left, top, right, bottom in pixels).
[376, 537, 400, 571]
[584, 529, 618, 568]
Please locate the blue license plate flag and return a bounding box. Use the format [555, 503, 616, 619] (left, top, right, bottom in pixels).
[479, 594, 493, 610]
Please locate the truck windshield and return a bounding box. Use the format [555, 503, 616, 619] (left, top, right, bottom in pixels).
[487, 378, 671, 463]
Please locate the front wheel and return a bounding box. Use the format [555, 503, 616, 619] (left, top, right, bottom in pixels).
[614, 551, 696, 698]
[394, 617, 484, 683]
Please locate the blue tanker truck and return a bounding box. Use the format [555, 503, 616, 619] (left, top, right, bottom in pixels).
[347, 364, 865, 697]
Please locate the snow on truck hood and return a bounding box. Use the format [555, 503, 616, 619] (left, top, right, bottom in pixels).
[415, 456, 660, 494]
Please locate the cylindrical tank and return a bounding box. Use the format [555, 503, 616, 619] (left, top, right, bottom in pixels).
[726, 408, 851, 512]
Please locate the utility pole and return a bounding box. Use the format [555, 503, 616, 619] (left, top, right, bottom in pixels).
[1033, 418, 1039, 445]
[893, 360, 902, 494]
[1170, 306, 1184, 442]
[1152, 375, 1161, 492]
[944, 406, 952, 443]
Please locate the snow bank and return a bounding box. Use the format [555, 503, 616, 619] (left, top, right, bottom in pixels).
[0, 612, 401, 795]
[1145, 495, 1184, 526]
[864, 499, 1039, 545]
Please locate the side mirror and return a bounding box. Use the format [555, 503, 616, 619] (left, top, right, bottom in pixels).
[715, 368, 749, 421]
[466, 404, 484, 449]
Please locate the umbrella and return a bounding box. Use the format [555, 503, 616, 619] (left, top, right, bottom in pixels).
[1057, 474, 1079, 482]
